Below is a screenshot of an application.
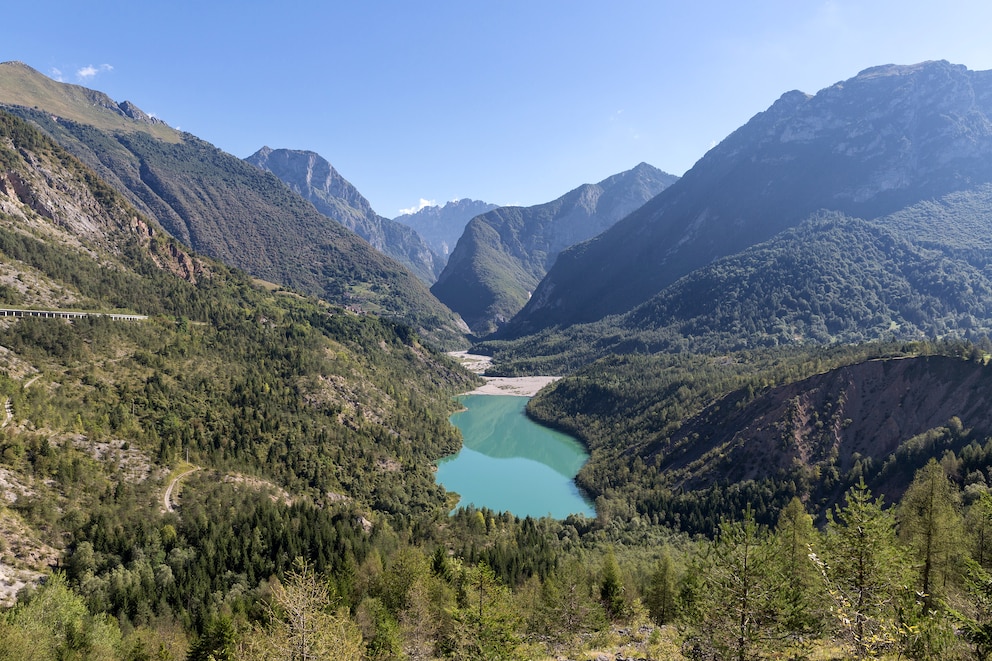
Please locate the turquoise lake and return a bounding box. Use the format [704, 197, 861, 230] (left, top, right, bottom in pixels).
[436, 394, 595, 519]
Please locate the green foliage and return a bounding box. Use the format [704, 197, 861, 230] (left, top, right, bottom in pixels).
[599, 549, 625, 621]
[485, 190, 992, 372]
[443, 562, 522, 660]
[644, 547, 678, 625]
[0, 572, 122, 661]
[524, 340, 992, 534]
[771, 497, 824, 649]
[816, 480, 911, 659]
[898, 459, 964, 610]
[186, 615, 235, 661]
[949, 559, 992, 660]
[693, 508, 777, 661]
[238, 558, 363, 661]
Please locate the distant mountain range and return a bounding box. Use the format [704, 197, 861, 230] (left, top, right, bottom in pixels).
[246, 147, 443, 283]
[0, 61, 468, 348]
[7, 57, 992, 368]
[502, 61, 992, 343]
[394, 199, 499, 261]
[431, 163, 677, 335]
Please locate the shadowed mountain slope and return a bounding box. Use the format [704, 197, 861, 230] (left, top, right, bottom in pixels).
[432, 163, 676, 335]
[246, 147, 443, 283]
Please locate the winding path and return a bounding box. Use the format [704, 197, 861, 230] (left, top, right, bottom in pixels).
[163, 467, 200, 513]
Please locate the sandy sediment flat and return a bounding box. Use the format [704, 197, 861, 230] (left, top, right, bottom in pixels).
[448, 351, 560, 397]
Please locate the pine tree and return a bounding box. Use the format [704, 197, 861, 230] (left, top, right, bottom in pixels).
[771, 497, 822, 653]
[599, 549, 625, 621]
[899, 459, 963, 609]
[815, 479, 909, 660]
[445, 561, 521, 660]
[967, 491, 992, 570]
[645, 546, 679, 625]
[698, 506, 775, 661]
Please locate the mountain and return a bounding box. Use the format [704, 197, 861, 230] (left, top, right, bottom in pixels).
[646, 355, 992, 498]
[479, 185, 992, 374]
[530, 344, 992, 534]
[0, 60, 176, 140]
[0, 61, 468, 348]
[245, 147, 442, 283]
[431, 163, 677, 335]
[0, 105, 478, 606]
[393, 198, 499, 260]
[504, 61, 992, 338]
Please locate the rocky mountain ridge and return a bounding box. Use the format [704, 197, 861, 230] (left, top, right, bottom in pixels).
[393, 198, 499, 259]
[246, 147, 443, 283]
[432, 162, 676, 335]
[0, 63, 468, 348]
[504, 60, 992, 338]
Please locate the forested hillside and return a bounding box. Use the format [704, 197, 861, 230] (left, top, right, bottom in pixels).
[479, 187, 992, 375]
[0, 62, 468, 349]
[7, 57, 992, 660]
[505, 61, 992, 337]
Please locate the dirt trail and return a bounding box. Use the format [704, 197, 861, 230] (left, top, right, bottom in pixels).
[163, 467, 200, 513]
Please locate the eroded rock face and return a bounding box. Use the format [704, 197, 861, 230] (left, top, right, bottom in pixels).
[648, 355, 992, 499]
[0, 119, 206, 287]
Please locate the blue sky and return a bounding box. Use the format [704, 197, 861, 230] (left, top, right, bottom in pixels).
[4, 1, 992, 217]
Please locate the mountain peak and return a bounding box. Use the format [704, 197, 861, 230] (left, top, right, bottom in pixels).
[246, 146, 444, 283]
[0, 60, 178, 141]
[853, 59, 962, 81]
[505, 60, 992, 336]
[433, 164, 677, 335]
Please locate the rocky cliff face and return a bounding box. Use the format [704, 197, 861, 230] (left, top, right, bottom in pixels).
[506, 61, 992, 336]
[246, 147, 442, 283]
[431, 163, 677, 335]
[393, 198, 499, 260]
[0, 109, 204, 305]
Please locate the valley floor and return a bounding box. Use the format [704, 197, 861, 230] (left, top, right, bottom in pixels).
[448, 350, 560, 396]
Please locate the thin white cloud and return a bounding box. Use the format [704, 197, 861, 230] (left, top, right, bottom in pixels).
[76, 63, 113, 81]
[398, 198, 437, 215]
[50, 68, 64, 82]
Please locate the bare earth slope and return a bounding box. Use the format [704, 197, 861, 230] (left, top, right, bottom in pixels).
[647, 355, 992, 500]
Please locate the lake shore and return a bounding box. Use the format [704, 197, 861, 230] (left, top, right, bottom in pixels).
[448, 351, 560, 397]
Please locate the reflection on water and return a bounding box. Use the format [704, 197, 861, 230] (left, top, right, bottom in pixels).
[436, 395, 595, 519]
